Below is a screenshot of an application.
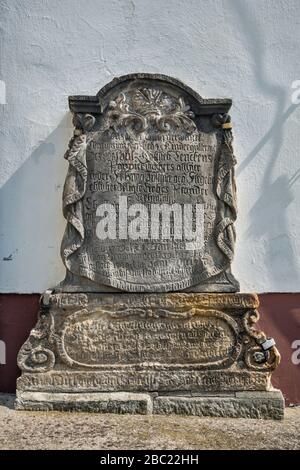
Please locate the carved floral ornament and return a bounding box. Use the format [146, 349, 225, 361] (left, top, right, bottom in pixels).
[106, 88, 197, 134]
[70, 92, 233, 136]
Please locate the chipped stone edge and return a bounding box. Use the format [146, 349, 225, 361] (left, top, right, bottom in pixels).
[15, 391, 153, 415]
[15, 390, 284, 420]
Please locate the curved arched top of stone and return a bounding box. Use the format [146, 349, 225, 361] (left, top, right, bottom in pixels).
[68, 73, 232, 116]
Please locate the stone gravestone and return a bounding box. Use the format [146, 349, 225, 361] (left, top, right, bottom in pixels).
[16, 74, 284, 418]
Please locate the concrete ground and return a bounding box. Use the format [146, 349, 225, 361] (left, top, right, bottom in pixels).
[0, 394, 299, 450]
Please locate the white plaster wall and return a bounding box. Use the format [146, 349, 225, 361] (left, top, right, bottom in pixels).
[0, 0, 300, 293]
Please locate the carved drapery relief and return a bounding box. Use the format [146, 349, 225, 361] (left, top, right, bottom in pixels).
[212, 113, 237, 264]
[60, 114, 94, 274]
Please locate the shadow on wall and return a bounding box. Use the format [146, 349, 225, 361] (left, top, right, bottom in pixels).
[0, 114, 72, 291]
[247, 174, 300, 289]
[230, 0, 300, 290]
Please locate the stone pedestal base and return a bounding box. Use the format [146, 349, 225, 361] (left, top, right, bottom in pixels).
[15, 390, 284, 420]
[16, 292, 284, 419]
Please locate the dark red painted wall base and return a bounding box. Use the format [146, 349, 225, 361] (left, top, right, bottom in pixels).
[0, 293, 300, 405]
[258, 294, 300, 406]
[0, 294, 40, 393]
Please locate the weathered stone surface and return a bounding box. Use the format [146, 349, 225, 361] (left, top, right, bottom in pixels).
[16, 293, 280, 400]
[59, 73, 239, 293]
[14, 389, 284, 419]
[17, 370, 272, 394]
[153, 390, 284, 420]
[15, 75, 283, 419]
[15, 392, 152, 414]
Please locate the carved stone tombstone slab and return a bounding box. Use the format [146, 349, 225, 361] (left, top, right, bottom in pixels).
[59, 74, 239, 293]
[16, 75, 284, 419]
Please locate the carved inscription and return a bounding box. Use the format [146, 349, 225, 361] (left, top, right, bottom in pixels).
[18, 370, 270, 393]
[63, 311, 238, 366]
[62, 78, 238, 292]
[79, 129, 219, 290]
